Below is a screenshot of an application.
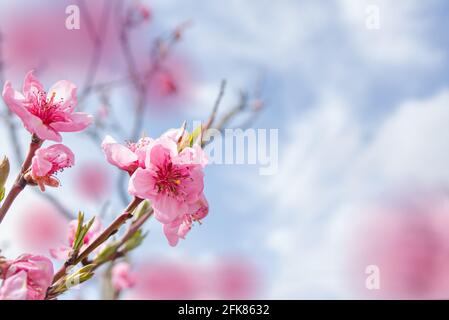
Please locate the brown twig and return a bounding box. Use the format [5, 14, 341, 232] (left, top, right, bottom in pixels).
[0, 135, 43, 224]
[51, 197, 143, 284]
[204, 79, 226, 131]
[76, 0, 112, 106]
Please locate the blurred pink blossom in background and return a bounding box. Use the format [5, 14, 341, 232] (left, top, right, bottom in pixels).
[16, 203, 66, 252]
[144, 56, 196, 111]
[130, 257, 258, 299]
[348, 189, 449, 299]
[1, 1, 122, 76]
[74, 161, 111, 202]
[111, 262, 136, 292]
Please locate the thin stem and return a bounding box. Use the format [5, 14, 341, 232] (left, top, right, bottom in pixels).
[0, 182, 25, 224]
[0, 135, 42, 224]
[204, 79, 226, 131]
[51, 197, 143, 284]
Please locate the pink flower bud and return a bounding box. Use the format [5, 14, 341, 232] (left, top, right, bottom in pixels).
[28, 144, 74, 192]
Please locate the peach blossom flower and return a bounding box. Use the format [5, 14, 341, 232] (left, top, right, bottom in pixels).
[0, 254, 53, 300]
[102, 135, 152, 174]
[29, 144, 74, 192]
[128, 137, 205, 224]
[2, 71, 93, 142]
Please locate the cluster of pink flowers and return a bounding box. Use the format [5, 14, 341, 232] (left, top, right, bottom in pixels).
[0, 69, 211, 300]
[3, 71, 93, 192]
[103, 128, 209, 246]
[0, 255, 53, 300]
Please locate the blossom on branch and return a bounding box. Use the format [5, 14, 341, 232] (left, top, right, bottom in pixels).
[2, 71, 93, 142]
[102, 135, 153, 174]
[26, 144, 75, 192]
[128, 136, 205, 224]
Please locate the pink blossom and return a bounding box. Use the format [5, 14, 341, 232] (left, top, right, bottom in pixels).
[111, 262, 136, 292]
[29, 144, 74, 192]
[102, 135, 152, 173]
[50, 218, 102, 260]
[161, 128, 208, 167]
[128, 137, 205, 224]
[0, 254, 53, 300]
[163, 195, 209, 246]
[2, 71, 93, 142]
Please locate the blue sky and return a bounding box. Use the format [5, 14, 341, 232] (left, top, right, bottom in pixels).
[1, 0, 449, 299]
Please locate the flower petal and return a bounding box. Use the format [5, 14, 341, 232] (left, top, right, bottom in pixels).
[50, 112, 93, 132]
[22, 70, 44, 99]
[128, 168, 158, 199]
[181, 165, 204, 203]
[31, 150, 53, 177]
[153, 193, 187, 224]
[49, 246, 72, 260]
[2, 81, 52, 140]
[0, 271, 28, 300]
[47, 80, 77, 111]
[102, 135, 138, 170]
[32, 123, 62, 142]
[163, 222, 181, 247]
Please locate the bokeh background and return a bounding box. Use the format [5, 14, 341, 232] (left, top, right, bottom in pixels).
[1, 0, 449, 299]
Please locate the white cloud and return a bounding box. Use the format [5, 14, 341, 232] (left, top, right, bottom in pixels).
[338, 0, 444, 66]
[262, 89, 449, 298]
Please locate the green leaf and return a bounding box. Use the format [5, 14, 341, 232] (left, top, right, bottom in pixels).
[93, 242, 119, 264]
[191, 124, 203, 146]
[73, 212, 84, 246]
[73, 215, 96, 251]
[132, 200, 152, 221]
[124, 230, 148, 252]
[0, 156, 10, 188]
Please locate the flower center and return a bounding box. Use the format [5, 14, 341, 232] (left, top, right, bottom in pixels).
[25, 91, 68, 125]
[154, 160, 189, 196]
[47, 154, 72, 176]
